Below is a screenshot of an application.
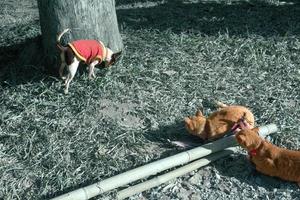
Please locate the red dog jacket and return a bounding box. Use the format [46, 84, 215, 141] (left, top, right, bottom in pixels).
[68, 40, 107, 64]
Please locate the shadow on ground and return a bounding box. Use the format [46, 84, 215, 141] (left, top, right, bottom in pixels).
[0, 36, 50, 87]
[214, 153, 283, 185]
[211, 151, 300, 199]
[144, 121, 203, 144]
[117, 0, 300, 37]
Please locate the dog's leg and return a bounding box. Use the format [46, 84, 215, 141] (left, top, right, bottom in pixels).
[59, 53, 67, 79]
[64, 71, 72, 93]
[64, 72, 71, 86]
[59, 62, 66, 80]
[64, 58, 80, 94]
[88, 60, 99, 79]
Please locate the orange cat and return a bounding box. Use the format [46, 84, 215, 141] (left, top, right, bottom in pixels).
[235, 124, 300, 187]
[184, 102, 255, 140]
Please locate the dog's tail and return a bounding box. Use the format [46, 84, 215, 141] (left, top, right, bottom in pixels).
[56, 28, 70, 51]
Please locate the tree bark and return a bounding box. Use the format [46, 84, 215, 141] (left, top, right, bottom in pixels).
[37, 0, 123, 74]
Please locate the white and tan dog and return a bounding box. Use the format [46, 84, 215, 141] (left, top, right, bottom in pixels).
[56, 29, 121, 94]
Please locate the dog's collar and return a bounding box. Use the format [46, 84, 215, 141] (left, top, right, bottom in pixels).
[248, 149, 257, 156]
[248, 137, 264, 157]
[98, 41, 107, 61]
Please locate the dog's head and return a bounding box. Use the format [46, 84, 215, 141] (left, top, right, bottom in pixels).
[235, 127, 261, 150]
[104, 48, 122, 67]
[184, 110, 207, 138]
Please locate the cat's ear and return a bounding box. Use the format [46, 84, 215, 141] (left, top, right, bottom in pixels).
[195, 110, 203, 117]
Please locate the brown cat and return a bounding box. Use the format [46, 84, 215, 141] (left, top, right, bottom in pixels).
[235, 124, 300, 187]
[184, 102, 255, 140]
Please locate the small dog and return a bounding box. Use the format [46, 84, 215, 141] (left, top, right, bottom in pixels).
[56, 29, 122, 94]
[235, 121, 300, 187]
[184, 102, 255, 140]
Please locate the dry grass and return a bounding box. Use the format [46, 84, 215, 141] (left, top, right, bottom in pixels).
[0, 0, 299, 199]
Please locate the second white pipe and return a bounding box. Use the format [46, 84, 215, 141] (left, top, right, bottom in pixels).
[117, 147, 238, 199]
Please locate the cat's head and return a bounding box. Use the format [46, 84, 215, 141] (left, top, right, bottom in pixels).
[184, 110, 207, 138]
[235, 127, 261, 150]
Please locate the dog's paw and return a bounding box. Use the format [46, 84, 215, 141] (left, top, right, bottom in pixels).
[88, 74, 96, 80]
[60, 76, 67, 80]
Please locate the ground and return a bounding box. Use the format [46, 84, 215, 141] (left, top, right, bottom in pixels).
[0, 0, 300, 199]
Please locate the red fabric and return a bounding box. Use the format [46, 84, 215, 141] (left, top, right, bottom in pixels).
[249, 149, 257, 156]
[68, 40, 105, 64]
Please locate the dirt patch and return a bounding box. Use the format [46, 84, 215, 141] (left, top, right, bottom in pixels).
[99, 99, 145, 129]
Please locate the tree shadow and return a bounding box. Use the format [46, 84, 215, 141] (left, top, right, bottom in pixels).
[0, 36, 52, 87]
[144, 120, 203, 144]
[117, 0, 300, 37]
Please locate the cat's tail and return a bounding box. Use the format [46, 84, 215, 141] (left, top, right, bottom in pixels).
[215, 101, 228, 108]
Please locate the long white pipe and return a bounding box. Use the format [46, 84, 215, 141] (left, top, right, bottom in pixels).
[50, 124, 277, 200]
[117, 147, 238, 199]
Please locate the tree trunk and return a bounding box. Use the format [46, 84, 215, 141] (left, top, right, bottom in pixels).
[37, 0, 123, 74]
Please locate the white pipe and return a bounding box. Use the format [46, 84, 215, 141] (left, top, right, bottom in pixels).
[50, 124, 278, 200]
[117, 147, 238, 200]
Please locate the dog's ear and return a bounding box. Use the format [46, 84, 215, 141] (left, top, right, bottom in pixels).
[184, 117, 191, 124]
[236, 133, 247, 145]
[184, 117, 194, 131]
[251, 127, 260, 135]
[109, 51, 122, 66]
[113, 51, 122, 58]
